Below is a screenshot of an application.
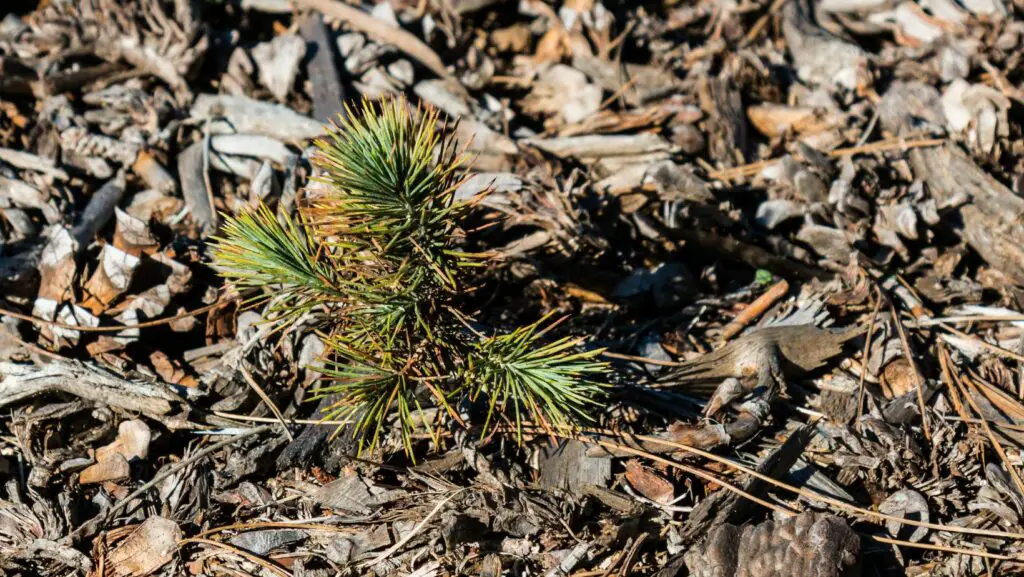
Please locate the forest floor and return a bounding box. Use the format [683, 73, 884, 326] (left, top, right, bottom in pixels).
[2, 0, 1024, 575]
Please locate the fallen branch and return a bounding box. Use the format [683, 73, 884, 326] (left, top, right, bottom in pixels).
[707, 137, 946, 181]
[0, 359, 186, 419]
[0, 298, 231, 333]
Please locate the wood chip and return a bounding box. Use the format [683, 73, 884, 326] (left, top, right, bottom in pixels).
[106, 517, 182, 577]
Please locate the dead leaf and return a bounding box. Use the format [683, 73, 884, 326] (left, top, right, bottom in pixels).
[624, 459, 674, 504]
[106, 517, 182, 577]
[491, 24, 532, 53]
[81, 245, 141, 315]
[535, 28, 570, 64]
[880, 357, 916, 399]
[168, 307, 198, 333]
[150, 351, 197, 387]
[125, 190, 184, 224]
[747, 104, 831, 138]
[38, 228, 78, 302]
[113, 208, 160, 257]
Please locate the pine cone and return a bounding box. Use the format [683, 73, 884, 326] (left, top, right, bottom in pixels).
[684, 513, 860, 577]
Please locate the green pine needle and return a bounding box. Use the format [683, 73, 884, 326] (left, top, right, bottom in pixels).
[308, 97, 469, 288]
[467, 315, 609, 441]
[314, 334, 450, 456]
[210, 202, 343, 322]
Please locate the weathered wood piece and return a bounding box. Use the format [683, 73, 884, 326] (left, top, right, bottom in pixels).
[881, 81, 1024, 285]
[300, 12, 348, 123]
[700, 77, 748, 167]
[190, 94, 324, 142]
[0, 359, 186, 422]
[783, 0, 869, 91]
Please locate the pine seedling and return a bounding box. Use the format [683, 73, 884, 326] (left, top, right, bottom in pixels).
[210, 96, 608, 455]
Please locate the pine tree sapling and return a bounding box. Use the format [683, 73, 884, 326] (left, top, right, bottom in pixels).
[210, 97, 608, 454]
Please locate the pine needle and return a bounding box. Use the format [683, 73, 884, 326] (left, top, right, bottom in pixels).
[467, 314, 608, 442]
[210, 202, 342, 326]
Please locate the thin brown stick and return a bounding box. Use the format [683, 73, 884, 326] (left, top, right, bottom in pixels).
[240, 365, 294, 441]
[547, 429, 1020, 560]
[566, 433, 797, 516]
[601, 351, 686, 367]
[870, 536, 1011, 561]
[180, 537, 293, 577]
[960, 376, 1024, 501]
[0, 325, 65, 361]
[597, 75, 640, 112]
[622, 430, 1024, 539]
[836, 137, 948, 157]
[941, 415, 1024, 433]
[213, 411, 452, 443]
[886, 296, 931, 440]
[707, 137, 946, 181]
[892, 274, 932, 319]
[855, 288, 883, 423]
[296, 0, 451, 81]
[0, 298, 232, 333]
[600, 19, 636, 58]
[938, 343, 969, 419]
[720, 279, 789, 342]
[618, 533, 648, 577]
[538, 426, 1024, 542]
[213, 411, 352, 426]
[968, 371, 1024, 424]
[363, 489, 467, 567]
[201, 117, 218, 230]
[912, 315, 1024, 326]
[194, 521, 356, 539]
[937, 323, 1024, 363]
[739, 0, 787, 47]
